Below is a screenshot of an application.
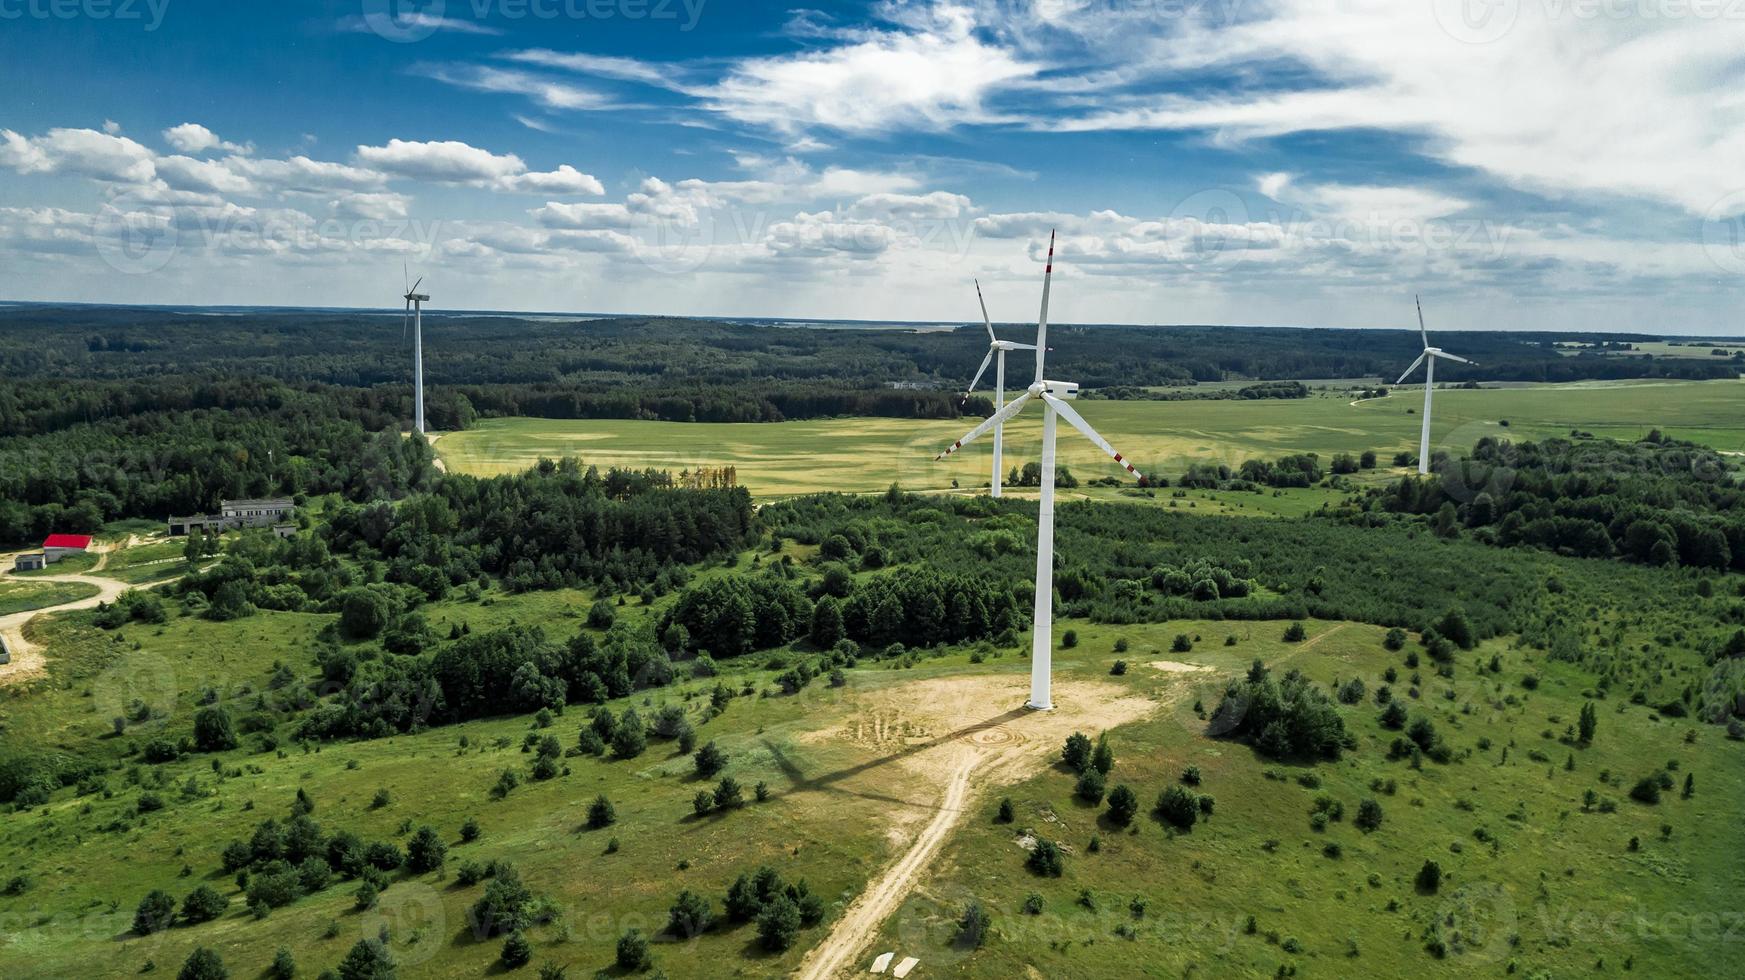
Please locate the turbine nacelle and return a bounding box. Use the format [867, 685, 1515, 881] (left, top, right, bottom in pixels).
[1030, 380, 1078, 400]
[404, 292, 430, 302]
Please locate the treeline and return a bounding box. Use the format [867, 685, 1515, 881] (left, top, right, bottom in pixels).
[1084, 381, 1310, 401]
[452, 382, 986, 423]
[1366, 434, 1745, 570]
[0, 378, 435, 545]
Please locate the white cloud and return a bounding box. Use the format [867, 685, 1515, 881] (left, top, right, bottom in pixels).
[162, 123, 251, 156]
[852, 191, 971, 220]
[497, 165, 605, 196]
[334, 13, 503, 36]
[765, 210, 901, 256]
[0, 127, 156, 183]
[331, 192, 412, 221]
[155, 154, 256, 195]
[224, 155, 387, 195]
[355, 139, 527, 183]
[420, 65, 614, 111]
[530, 201, 636, 229]
[505, 49, 680, 88]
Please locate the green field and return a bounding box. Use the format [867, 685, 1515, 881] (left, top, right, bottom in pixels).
[435, 380, 1745, 498]
[0, 579, 99, 616]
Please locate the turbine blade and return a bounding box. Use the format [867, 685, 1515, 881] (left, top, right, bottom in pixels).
[1042, 392, 1144, 481]
[935, 392, 1034, 461]
[1415, 293, 1429, 349]
[974, 278, 995, 342]
[403, 262, 408, 294]
[411, 276, 423, 294]
[1396, 351, 1427, 386]
[963, 350, 995, 403]
[402, 298, 410, 342]
[1433, 350, 1474, 365]
[1034, 230, 1055, 383]
[1007, 343, 1037, 351]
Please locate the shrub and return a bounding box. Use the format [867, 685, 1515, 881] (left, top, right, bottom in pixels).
[667, 889, 714, 938]
[1062, 732, 1093, 773]
[1023, 893, 1044, 915]
[612, 711, 647, 759]
[177, 947, 228, 980]
[1110, 660, 1128, 676]
[1630, 776, 1662, 804]
[1156, 786, 1199, 830]
[1062, 630, 1078, 648]
[587, 795, 616, 829]
[757, 895, 804, 952]
[179, 883, 229, 924]
[616, 928, 650, 970]
[193, 707, 237, 752]
[956, 901, 991, 950]
[1027, 838, 1064, 877]
[500, 931, 532, 969]
[693, 741, 728, 779]
[693, 790, 715, 817]
[1106, 784, 1139, 826]
[134, 889, 176, 935]
[996, 797, 1015, 823]
[460, 816, 481, 843]
[1355, 798, 1384, 832]
[1075, 770, 1106, 805]
[713, 777, 745, 811]
[1384, 628, 1407, 651]
[1172, 634, 1193, 653]
[406, 826, 446, 873]
[1181, 766, 1202, 786]
[269, 948, 295, 980]
[1416, 860, 1442, 894]
[1283, 622, 1307, 642]
[335, 938, 394, 980]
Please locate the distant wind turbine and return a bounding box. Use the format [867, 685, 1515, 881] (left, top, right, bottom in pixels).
[935, 232, 1146, 711]
[959, 279, 1037, 497]
[1395, 295, 1475, 476]
[402, 266, 430, 434]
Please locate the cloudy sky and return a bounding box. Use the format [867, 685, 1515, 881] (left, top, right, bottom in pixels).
[1, 0, 1742, 332]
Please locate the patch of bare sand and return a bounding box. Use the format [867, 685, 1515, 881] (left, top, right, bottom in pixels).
[1150, 660, 1214, 674]
[793, 673, 1163, 979]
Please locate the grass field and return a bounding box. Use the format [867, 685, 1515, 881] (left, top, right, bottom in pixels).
[435, 379, 1745, 498]
[98, 539, 194, 585]
[0, 579, 100, 616]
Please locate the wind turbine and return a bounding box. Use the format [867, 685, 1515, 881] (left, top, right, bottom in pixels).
[1395, 295, 1475, 476]
[935, 232, 1146, 711]
[402, 266, 430, 435]
[960, 279, 1036, 498]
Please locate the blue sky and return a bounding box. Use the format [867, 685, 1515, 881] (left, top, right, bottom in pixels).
[1, 0, 1742, 332]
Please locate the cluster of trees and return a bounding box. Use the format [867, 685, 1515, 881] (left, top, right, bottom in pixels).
[1208, 660, 1352, 760]
[0, 377, 435, 545]
[323, 458, 756, 595]
[1372, 435, 1744, 570]
[1082, 381, 1310, 401]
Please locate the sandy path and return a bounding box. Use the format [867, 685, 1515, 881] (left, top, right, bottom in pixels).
[797, 749, 977, 980]
[791, 676, 1164, 979]
[1296, 622, 1349, 652]
[0, 538, 131, 687]
[424, 430, 448, 473]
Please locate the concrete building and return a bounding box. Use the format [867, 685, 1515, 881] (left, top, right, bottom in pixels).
[12, 552, 46, 572]
[168, 498, 295, 536]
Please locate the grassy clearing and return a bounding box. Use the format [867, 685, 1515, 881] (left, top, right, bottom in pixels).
[436, 380, 1745, 497]
[99, 539, 194, 586]
[0, 579, 100, 616]
[880, 619, 1745, 979]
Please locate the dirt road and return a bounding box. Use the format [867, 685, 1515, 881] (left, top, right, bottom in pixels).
[0, 539, 131, 687]
[792, 675, 1166, 979]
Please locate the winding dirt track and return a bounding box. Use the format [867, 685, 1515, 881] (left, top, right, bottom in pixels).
[796, 751, 977, 980]
[0, 538, 132, 687]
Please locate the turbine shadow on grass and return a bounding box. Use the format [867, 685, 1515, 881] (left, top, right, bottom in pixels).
[759, 706, 1030, 809]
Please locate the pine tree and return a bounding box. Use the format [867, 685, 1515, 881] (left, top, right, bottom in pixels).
[1578, 701, 1598, 745]
[1091, 733, 1114, 775]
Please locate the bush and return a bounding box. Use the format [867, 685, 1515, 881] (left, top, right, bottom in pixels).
[1106, 784, 1139, 826]
[956, 901, 991, 950]
[406, 826, 446, 873]
[616, 928, 650, 970]
[1075, 769, 1106, 805]
[1156, 785, 1199, 830]
[587, 795, 616, 829]
[1416, 860, 1442, 894]
[667, 889, 714, 939]
[1283, 622, 1307, 642]
[1110, 660, 1128, 676]
[134, 889, 176, 934]
[1209, 661, 1349, 760]
[1355, 798, 1384, 832]
[1181, 765, 1202, 785]
[713, 776, 745, 811]
[335, 938, 395, 980]
[1023, 893, 1044, 915]
[181, 884, 230, 924]
[1062, 630, 1078, 648]
[756, 896, 803, 952]
[1062, 732, 1093, 773]
[1026, 838, 1064, 877]
[612, 712, 647, 759]
[1630, 775, 1662, 804]
[693, 741, 728, 779]
[996, 797, 1015, 823]
[269, 947, 295, 980]
[193, 706, 237, 752]
[500, 931, 532, 969]
[177, 947, 228, 980]
[460, 816, 481, 843]
[1384, 628, 1407, 651]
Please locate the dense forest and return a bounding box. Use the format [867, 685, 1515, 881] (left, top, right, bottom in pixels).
[1359, 433, 1745, 571]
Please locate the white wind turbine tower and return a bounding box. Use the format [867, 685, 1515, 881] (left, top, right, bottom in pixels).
[959, 279, 1037, 497]
[1395, 294, 1475, 476]
[935, 232, 1146, 711]
[402, 267, 430, 434]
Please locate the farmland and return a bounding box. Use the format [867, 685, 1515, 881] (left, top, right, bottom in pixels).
[435, 379, 1745, 498]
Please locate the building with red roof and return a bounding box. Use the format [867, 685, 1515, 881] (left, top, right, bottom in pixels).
[42, 534, 92, 563]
